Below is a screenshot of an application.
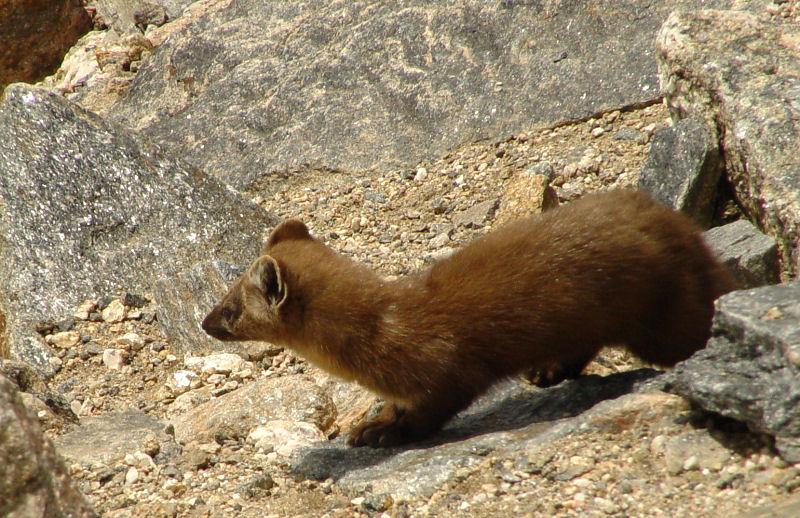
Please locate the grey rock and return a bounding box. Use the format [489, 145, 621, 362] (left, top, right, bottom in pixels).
[171, 375, 336, 444]
[290, 370, 665, 500]
[121, 292, 148, 308]
[0, 375, 96, 518]
[0, 85, 276, 375]
[737, 493, 800, 518]
[613, 126, 645, 142]
[155, 0, 196, 19]
[637, 117, 721, 227]
[663, 430, 731, 475]
[112, 0, 730, 190]
[703, 220, 780, 289]
[453, 199, 499, 229]
[665, 281, 800, 462]
[658, 10, 800, 275]
[429, 233, 451, 249]
[153, 260, 257, 356]
[55, 409, 178, 466]
[526, 161, 555, 180]
[93, 0, 193, 34]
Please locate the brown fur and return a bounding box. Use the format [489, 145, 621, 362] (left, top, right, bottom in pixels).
[202, 190, 734, 447]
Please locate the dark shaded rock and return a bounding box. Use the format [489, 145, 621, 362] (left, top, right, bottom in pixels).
[658, 10, 800, 276]
[0, 84, 276, 375]
[112, 0, 730, 190]
[0, 359, 78, 426]
[171, 375, 336, 444]
[238, 473, 275, 498]
[0, 0, 92, 88]
[613, 126, 645, 142]
[665, 282, 800, 462]
[0, 375, 95, 518]
[153, 260, 266, 356]
[703, 220, 780, 289]
[637, 117, 721, 227]
[56, 318, 76, 333]
[290, 370, 666, 500]
[55, 409, 178, 466]
[121, 292, 148, 308]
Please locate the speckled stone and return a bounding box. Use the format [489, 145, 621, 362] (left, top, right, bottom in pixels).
[0, 85, 277, 375]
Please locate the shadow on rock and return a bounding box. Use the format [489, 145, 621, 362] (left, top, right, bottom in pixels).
[292, 368, 662, 481]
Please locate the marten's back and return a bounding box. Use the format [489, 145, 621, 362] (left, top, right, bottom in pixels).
[403, 190, 732, 376]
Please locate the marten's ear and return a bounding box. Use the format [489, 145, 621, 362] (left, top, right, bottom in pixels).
[247, 256, 288, 307]
[263, 219, 312, 253]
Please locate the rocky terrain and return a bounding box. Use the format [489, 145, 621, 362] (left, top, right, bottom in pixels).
[1, 1, 800, 517]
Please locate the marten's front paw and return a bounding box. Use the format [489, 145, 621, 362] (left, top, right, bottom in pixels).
[348, 404, 408, 448]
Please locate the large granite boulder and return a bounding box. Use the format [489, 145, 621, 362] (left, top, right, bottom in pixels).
[657, 10, 800, 277]
[0, 84, 276, 375]
[0, 374, 95, 518]
[0, 0, 91, 88]
[665, 282, 800, 462]
[111, 0, 731, 190]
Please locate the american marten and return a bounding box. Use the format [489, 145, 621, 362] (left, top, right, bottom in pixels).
[201, 190, 733, 447]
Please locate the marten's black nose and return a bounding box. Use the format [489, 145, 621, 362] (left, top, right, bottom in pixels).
[201, 312, 233, 341]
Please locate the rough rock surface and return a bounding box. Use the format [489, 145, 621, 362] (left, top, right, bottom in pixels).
[172, 376, 336, 444]
[662, 430, 732, 475]
[0, 0, 91, 88]
[153, 260, 261, 356]
[292, 370, 663, 499]
[0, 375, 95, 518]
[665, 281, 800, 462]
[495, 172, 558, 226]
[741, 493, 800, 518]
[55, 410, 178, 466]
[91, 0, 191, 34]
[638, 117, 721, 227]
[0, 85, 276, 374]
[657, 10, 800, 276]
[111, 0, 731, 189]
[37, 28, 156, 117]
[703, 219, 780, 289]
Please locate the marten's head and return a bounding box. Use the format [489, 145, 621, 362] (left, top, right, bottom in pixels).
[201, 219, 311, 343]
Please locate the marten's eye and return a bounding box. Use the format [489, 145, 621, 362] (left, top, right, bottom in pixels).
[221, 305, 236, 322]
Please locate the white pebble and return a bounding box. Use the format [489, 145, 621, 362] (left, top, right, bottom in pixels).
[125, 467, 139, 485]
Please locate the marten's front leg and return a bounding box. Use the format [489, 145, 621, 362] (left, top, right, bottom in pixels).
[348, 392, 474, 448]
